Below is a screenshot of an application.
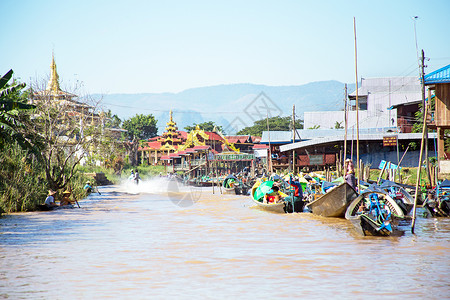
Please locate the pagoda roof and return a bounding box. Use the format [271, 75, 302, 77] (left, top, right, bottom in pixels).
[192, 145, 210, 150]
[425, 64, 450, 84]
[251, 136, 262, 143]
[204, 131, 224, 141]
[225, 135, 252, 144]
[253, 144, 269, 149]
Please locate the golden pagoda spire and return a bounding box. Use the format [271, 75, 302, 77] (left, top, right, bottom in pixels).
[46, 51, 61, 93]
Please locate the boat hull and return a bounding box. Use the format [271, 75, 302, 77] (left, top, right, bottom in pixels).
[222, 187, 236, 195]
[306, 183, 357, 218]
[252, 199, 286, 213]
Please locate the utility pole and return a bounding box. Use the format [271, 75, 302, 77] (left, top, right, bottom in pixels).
[292, 104, 296, 173]
[421, 50, 431, 184]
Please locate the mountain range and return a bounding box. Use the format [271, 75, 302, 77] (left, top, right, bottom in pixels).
[94, 81, 356, 135]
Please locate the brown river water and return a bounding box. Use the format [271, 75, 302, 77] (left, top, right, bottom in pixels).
[1, 178, 449, 299]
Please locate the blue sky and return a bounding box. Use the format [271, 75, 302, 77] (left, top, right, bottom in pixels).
[2, 0, 449, 94]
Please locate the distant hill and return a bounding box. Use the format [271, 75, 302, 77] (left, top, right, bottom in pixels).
[94, 81, 355, 135]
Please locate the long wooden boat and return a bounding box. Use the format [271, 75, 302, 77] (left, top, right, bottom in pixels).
[345, 191, 405, 236]
[306, 182, 358, 218]
[37, 204, 74, 211]
[251, 198, 286, 213]
[380, 180, 414, 215]
[250, 179, 287, 213]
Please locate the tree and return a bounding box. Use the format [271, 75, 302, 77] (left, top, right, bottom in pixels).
[0, 69, 39, 152]
[122, 113, 158, 140]
[28, 78, 104, 191]
[184, 121, 223, 132]
[237, 116, 303, 136]
[104, 109, 121, 128]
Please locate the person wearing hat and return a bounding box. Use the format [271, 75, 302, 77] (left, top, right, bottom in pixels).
[60, 190, 73, 206]
[44, 190, 58, 208]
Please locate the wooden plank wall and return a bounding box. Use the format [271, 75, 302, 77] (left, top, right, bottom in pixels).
[435, 83, 450, 128]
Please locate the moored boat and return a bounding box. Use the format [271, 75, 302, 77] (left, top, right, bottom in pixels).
[251, 198, 286, 213]
[306, 182, 358, 218]
[345, 190, 405, 236]
[380, 180, 414, 215]
[250, 179, 287, 213]
[222, 174, 239, 195]
[423, 179, 450, 217]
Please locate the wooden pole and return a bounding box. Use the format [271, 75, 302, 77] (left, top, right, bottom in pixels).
[266, 113, 273, 174]
[343, 83, 348, 166]
[353, 17, 360, 191]
[292, 104, 296, 174]
[411, 96, 428, 234]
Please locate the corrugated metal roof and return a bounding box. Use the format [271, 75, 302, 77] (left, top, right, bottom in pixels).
[349, 77, 421, 97]
[260, 131, 301, 144]
[261, 128, 398, 144]
[280, 132, 437, 152]
[425, 64, 450, 84]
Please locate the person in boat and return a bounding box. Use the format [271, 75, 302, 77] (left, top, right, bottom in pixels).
[286, 175, 305, 212]
[60, 190, 73, 206]
[345, 159, 357, 190]
[134, 169, 141, 185]
[44, 190, 58, 208]
[84, 181, 93, 193]
[264, 185, 282, 204]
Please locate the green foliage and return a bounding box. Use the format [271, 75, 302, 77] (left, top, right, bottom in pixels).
[104, 109, 121, 128]
[122, 113, 158, 140]
[308, 125, 321, 130]
[184, 121, 223, 132]
[334, 121, 343, 129]
[237, 116, 303, 136]
[0, 142, 47, 212]
[0, 69, 40, 153]
[412, 96, 435, 133]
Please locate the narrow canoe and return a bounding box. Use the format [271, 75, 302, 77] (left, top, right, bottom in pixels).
[252, 198, 286, 213]
[306, 182, 358, 218]
[345, 191, 405, 236]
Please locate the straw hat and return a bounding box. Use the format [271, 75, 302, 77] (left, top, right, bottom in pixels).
[62, 190, 71, 195]
[48, 190, 56, 196]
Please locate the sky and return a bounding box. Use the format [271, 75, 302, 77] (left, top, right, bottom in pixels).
[2, 0, 450, 94]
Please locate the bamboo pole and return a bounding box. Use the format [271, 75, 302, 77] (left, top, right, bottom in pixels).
[266, 113, 273, 175]
[344, 84, 348, 169]
[411, 97, 428, 234]
[353, 17, 360, 191]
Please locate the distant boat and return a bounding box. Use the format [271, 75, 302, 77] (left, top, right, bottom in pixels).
[423, 179, 450, 217]
[222, 174, 238, 195]
[345, 190, 405, 236]
[306, 182, 358, 218]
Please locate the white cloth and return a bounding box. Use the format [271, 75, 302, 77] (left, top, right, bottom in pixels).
[44, 195, 55, 206]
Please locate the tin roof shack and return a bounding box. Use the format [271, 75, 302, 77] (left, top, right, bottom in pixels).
[279, 129, 437, 172]
[424, 64, 450, 177]
[304, 77, 422, 132]
[260, 131, 301, 170]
